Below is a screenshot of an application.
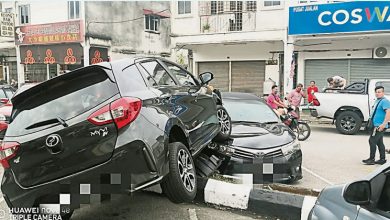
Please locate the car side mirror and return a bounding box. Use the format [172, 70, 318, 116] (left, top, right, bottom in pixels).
[199, 72, 214, 85]
[343, 180, 371, 206]
[0, 98, 9, 104]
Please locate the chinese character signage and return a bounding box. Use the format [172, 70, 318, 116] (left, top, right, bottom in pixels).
[289, 1, 390, 35]
[20, 44, 83, 65]
[1, 12, 14, 37]
[15, 20, 84, 45]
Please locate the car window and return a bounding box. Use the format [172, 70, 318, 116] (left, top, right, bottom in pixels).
[116, 64, 147, 91]
[0, 89, 7, 99]
[136, 63, 158, 86]
[140, 61, 176, 86]
[376, 82, 390, 96]
[4, 89, 13, 98]
[223, 99, 280, 123]
[8, 67, 119, 136]
[163, 61, 198, 87]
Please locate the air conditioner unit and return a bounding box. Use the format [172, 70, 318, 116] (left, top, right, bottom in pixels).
[373, 47, 390, 59]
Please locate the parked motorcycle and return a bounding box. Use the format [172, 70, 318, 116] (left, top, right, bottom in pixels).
[280, 106, 311, 141]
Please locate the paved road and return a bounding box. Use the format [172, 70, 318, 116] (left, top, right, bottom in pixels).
[0, 191, 270, 220]
[294, 124, 389, 190]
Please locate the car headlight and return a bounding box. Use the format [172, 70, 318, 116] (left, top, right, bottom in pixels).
[0, 114, 6, 121]
[281, 140, 301, 156]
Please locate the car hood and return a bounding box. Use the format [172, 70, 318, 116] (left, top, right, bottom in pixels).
[230, 123, 295, 149]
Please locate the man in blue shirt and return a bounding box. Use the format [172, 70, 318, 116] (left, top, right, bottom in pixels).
[363, 86, 390, 165]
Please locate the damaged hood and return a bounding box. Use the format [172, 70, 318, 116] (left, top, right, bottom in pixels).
[230, 122, 295, 149]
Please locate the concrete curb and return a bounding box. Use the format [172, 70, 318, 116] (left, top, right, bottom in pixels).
[145, 176, 317, 220]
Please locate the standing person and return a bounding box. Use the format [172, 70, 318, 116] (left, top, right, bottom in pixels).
[307, 81, 319, 105]
[362, 86, 390, 165]
[287, 83, 306, 118]
[327, 75, 347, 89]
[267, 85, 285, 110]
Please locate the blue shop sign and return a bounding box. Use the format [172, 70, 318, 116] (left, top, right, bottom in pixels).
[289, 1, 390, 35]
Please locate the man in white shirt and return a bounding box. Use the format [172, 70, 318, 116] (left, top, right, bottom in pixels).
[327, 76, 347, 89]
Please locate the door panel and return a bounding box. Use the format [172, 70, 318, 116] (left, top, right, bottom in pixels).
[231, 61, 265, 96]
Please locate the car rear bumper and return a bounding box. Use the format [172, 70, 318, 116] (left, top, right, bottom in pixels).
[222, 149, 303, 184]
[1, 140, 161, 210]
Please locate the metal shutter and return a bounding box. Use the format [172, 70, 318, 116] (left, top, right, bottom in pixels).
[231, 61, 265, 96]
[198, 62, 229, 92]
[304, 59, 349, 91]
[350, 59, 390, 82]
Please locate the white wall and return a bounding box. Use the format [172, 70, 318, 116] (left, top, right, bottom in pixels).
[15, 1, 69, 26]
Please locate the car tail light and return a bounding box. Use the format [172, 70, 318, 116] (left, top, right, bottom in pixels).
[88, 97, 142, 130]
[0, 142, 20, 169]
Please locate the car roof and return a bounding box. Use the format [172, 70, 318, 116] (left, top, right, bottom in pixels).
[221, 92, 263, 101]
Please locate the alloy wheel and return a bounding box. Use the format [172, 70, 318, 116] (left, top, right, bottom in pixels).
[340, 116, 356, 131]
[217, 109, 230, 135]
[177, 149, 195, 192]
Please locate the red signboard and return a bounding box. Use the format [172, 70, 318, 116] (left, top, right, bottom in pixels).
[20, 44, 83, 65]
[15, 20, 84, 45]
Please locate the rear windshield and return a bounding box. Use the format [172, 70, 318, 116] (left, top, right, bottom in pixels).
[7, 68, 119, 136]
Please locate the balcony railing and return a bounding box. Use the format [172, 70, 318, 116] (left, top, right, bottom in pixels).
[200, 12, 256, 33]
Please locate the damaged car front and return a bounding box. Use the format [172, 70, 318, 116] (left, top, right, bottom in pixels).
[214, 92, 303, 184]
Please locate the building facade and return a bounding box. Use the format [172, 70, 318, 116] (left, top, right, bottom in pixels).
[172, 0, 390, 96]
[171, 0, 288, 96]
[5, 1, 171, 86]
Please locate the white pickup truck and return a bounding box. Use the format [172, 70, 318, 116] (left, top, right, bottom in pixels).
[310, 79, 390, 135]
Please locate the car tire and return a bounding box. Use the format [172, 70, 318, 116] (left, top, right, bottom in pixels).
[161, 142, 197, 203]
[336, 111, 362, 135]
[214, 105, 232, 142]
[296, 122, 311, 141]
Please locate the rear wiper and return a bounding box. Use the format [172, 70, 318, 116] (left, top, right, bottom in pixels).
[26, 117, 68, 130]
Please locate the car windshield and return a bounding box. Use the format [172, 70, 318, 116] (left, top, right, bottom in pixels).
[223, 98, 280, 124]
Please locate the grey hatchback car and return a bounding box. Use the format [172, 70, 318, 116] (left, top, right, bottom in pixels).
[309, 163, 390, 220]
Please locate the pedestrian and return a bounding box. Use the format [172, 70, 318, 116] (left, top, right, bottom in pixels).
[327, 75, 347, 89]
[267, 85, 285, 110]
[307, 81, 319, 105]
[362, 85, 390, 165]
[287, 83, 306, 118]
[10, 79, 17, 88]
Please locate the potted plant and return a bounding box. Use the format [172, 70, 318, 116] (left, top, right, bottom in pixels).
[203, 23, 210, 33]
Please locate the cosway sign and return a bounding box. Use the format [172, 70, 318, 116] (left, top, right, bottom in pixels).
[289, 1, 390, 35]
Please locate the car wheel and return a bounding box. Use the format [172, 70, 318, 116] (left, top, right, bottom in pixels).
[214, 105, 232, 142]
[296, 122, 311, 141]
[161, 142, 197, 203]
[336, 111, 362, 135]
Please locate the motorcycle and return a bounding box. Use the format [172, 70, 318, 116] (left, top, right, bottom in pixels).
[280, 106, 311, 141]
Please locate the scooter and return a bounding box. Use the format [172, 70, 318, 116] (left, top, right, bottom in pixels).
[280, 106, 311, 141]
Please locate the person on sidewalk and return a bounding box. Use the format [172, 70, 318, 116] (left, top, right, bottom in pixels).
[307, 81, 319, 105]
[287, 83, 306, 118]
[363, 85, 390, 165]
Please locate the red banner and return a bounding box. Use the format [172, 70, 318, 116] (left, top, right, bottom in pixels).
[20, 44, 83, 65]
[15, 20, 84, 45]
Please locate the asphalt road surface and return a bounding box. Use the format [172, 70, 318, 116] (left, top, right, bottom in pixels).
[294, 124, 389, 190]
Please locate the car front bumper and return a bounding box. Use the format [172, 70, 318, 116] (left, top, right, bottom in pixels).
[222, 149, 303, 184]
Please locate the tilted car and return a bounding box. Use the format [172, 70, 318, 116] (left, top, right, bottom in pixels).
[0, 57, 223, 218]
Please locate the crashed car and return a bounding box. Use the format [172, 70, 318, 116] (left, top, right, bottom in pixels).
[309, 163, 390, 220]
[1, 57, 224, 218]
[210, 92, 302, 184]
